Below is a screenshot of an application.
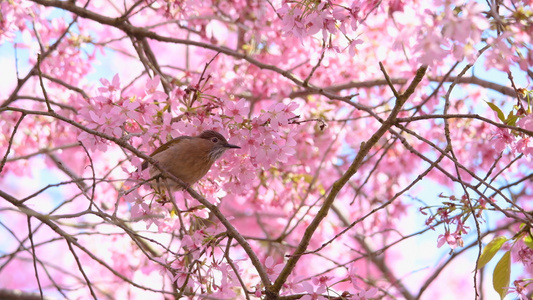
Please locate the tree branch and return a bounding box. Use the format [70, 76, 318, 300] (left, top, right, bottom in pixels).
[268, 65, 428, 299]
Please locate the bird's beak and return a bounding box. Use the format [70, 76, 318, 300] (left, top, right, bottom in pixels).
[225, 143, 241, 149]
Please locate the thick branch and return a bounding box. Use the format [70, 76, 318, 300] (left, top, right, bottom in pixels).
[288, 76, 519, 99]
[268, 65, 428, 299]
[0, 288, 56, 300]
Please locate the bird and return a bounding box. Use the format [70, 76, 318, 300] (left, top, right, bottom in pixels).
[141, 130, 240, 192]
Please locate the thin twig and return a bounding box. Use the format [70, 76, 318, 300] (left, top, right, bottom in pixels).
[27, 216, 44, 299]
[379, 62, 399, 98]
[0, 112, 25, 173]
[65, 240, 98, 299]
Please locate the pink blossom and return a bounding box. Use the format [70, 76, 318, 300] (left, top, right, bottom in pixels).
[332, 7, 349, 23]
[110, 98, 141, 122]
[300, 282, 327, 300]
[0, 1, 31, 43]
[77, 130, 109, 152]
[484, 33, 517, 72]
[516, 136, 533, 156]
[130, 201, 150, 221]
[346, 2, 361, 31]
[278, 5, 306, 39]
[442, 2, 488, 44]
[346, 38, 364, 56]
[388, 0, 405, 15]
[414, 28, 450, 66]
[254, 283, 262, 297]
[491, 128, 515, 153]
[210, 263, 238, 299]
[144, 75, 168, 102]
[353, 287, 378, 300]
[264, 256, 284, 281]
[347, 264, 363, 290]
[517, 246, 533, 267]
[311, 275, 331, 288]
[156, 114, 176, 140]
[506, 280, 529, 300]
[224, 98, 249, 123]
[304, 3, 336, 41]
[437, 230, 462, 250]
[453, 216, 469, 236]
[282, 275, 305, 295]
[267, 102, 297, 131]
[99, 73, 121, 94]
[517, 114, 533, 131]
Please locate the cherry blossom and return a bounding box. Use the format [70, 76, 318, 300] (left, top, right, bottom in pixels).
[300, 282, 327, 300]
[506, 280, 529, 300]
[264, 256, 284, 281]
[2, 0, 533, 299]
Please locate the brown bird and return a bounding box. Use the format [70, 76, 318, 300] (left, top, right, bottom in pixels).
[141, 130, 240, 192]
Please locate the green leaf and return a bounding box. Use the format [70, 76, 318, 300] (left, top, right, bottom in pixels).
[505, 115, 519, 126]
[485, 101, 506, 123]
[477, 236, 508, 269]
[492, 251, 511, 300]
[525, 235, 533, 249]
[505, 110, 519, 126]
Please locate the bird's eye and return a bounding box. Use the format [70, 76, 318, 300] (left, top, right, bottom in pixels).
[211, 137, 219, 143]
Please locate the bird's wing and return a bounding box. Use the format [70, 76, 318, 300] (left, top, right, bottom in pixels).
[141, 136, 192, 170]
